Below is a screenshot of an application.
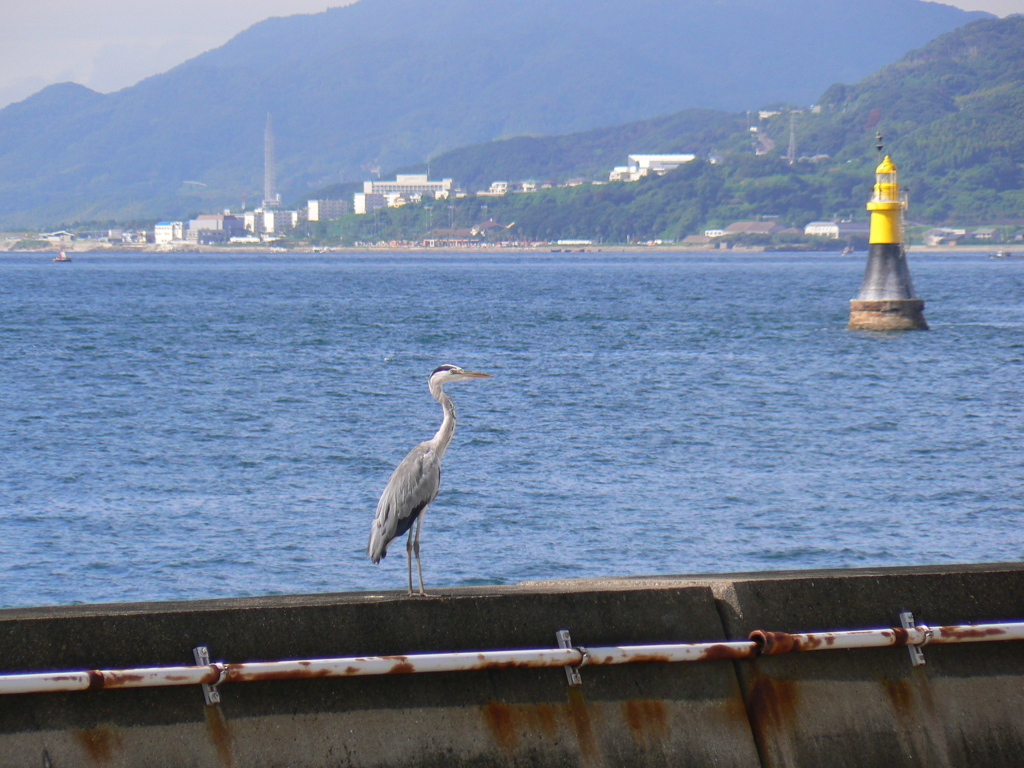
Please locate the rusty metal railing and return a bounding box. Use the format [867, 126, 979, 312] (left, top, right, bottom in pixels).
[2, 619, 1022, 699]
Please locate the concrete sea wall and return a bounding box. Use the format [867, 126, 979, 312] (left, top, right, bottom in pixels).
[1, 562, 1023, 767]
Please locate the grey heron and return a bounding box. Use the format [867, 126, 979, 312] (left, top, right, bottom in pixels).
[367, 364, 491, 595]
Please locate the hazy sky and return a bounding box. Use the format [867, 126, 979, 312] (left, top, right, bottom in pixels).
[0, 0, 1021, 111]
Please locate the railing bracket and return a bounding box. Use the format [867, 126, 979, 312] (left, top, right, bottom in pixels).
[193, 645, 222, 705]
[555, 630, 583, 686]
[899, 611, 927, 667]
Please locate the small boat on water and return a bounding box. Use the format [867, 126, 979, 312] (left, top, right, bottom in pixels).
[53, 249, 71, 262]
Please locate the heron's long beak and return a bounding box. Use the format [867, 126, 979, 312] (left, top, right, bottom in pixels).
[460, 370, 492, 379]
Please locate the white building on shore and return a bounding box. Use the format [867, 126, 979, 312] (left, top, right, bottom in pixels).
[803, 221, 870, 239]
[609, 154, 696, 182]
[354, 174, 453, 214]
[353, 193, 388, 215]
[364, 174, 453, 199]
[308, 199, 349, 221]
[154, 221, 184, 243]
[186, 214, 245, 243]
[243, 208, 300, 234]
[262, 209, 300, 234]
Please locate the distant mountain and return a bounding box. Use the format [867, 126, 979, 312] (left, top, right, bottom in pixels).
[0, 0, 987, 227]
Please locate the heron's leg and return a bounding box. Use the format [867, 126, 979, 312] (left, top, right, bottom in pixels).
[405, 530, 414, 596]
[413, 513, 427, 596]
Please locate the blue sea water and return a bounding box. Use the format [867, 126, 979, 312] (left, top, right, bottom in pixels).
[0, 251, 1021, 608]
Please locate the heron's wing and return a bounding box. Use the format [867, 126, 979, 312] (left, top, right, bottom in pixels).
[367, 442, 441, 563]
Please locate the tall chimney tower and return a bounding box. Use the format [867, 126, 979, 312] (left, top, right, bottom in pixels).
[848, 136, 928, 331]
[787, 112, 797, 165]
[263, 113, 280, 208]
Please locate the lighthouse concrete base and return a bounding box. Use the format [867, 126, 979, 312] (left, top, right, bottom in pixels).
[848, 299, 928, 331]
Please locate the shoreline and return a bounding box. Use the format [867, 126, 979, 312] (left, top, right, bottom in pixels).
[2, 241, 1022, 255]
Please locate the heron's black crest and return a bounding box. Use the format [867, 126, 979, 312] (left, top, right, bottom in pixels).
[431, 364, 458, 375]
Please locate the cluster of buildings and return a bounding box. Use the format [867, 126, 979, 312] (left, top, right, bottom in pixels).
[154, 198, 350, 245]
[478, 180, 541, 195]
[150, 150, 704, 238]
[151, 152, 706, 242]
[345, 153, 703, 217]
[348, 173, 598, 214]
[39, 228, 149, 245]
[350, 174, 598, 214]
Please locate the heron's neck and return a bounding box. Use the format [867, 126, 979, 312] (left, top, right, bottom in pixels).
[428, 380, 456, 457]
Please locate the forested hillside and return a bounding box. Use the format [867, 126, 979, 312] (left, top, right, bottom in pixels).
[329, 15, 1024, 242]
[795, 14, 1024, 222]
[396, 110, 746, 192]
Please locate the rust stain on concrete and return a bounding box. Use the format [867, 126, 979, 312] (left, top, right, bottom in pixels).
[910, 665, 939, 716]
[205, 704, 234, 767]
[521, 702, 559, 737]
[483, 701, 560, 751]
[622, 699, 668, 748]
[483, 701, 518, 751]
[566, 687, 603, 766]
[746, 674, 799, 737]
[882, 677, 915, 722]
[75, 728, 122, 763]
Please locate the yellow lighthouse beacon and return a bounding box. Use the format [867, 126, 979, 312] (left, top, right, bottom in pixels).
[848, 135, 928, 330]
